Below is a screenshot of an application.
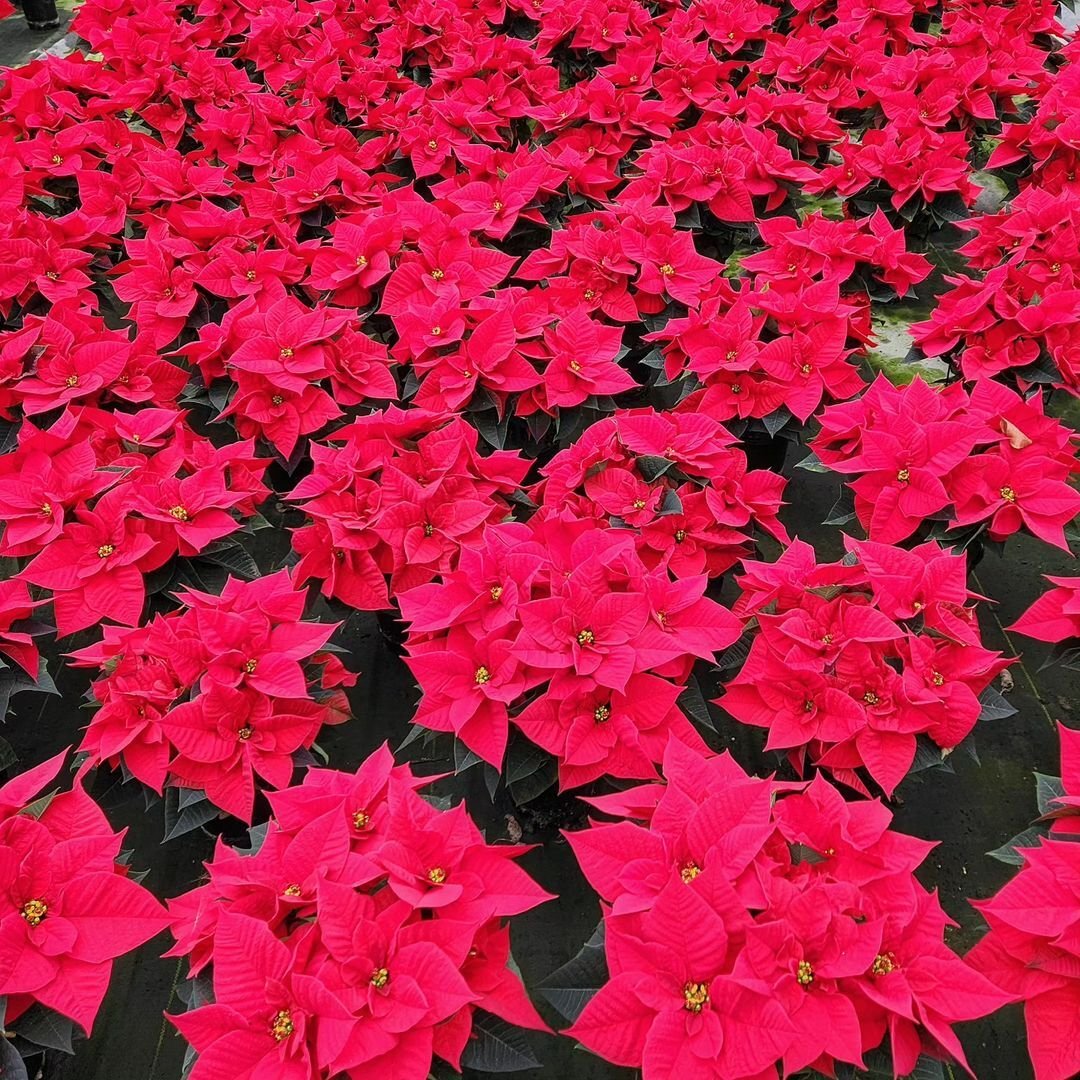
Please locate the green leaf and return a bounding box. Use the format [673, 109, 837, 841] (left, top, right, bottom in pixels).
[637, 455, 675, 482]
[460, 1011, 541, 1073]
[508, 755, 557, 805]
[197, 541, 260, 580]
[789, 843, 827, 866]
[1035, 773, 1066, 816]
[484, 763, 501, 802]
[1015, 351, 1062, 386]
[1044, 643, 1080, 673]
[472, 408, 508, 450]
[795, 450, 830, 473]
[978, 685, 1017, 722]
[714, 628, 755, 673]
[20, 791, 58, 820]
[908, 737, 951, 775]
[823, 488, 857, 527]
[762, 407, 793, 438]
[163, 787, 221, 841]
[0, 1039, 29, 1080]
[658, 488, 683, 516]
[454, 742, 483, 774]
[539, 922, 607, 1022]
[906, 1056, 947, 1080]
[207, 379, 235, 416]
[987, 826, 1047, 865]
[678, 676, 716, 733]
[177, 786, 209, 810]
[14, 1004, 75, 1053]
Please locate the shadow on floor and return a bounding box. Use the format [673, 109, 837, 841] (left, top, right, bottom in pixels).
[0, 3, 74, 70]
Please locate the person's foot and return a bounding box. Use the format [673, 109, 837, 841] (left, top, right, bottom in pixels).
[27, 16, 60, 28]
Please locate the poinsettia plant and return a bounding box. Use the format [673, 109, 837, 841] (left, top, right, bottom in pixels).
[1009, 574, 1080, 674]
[546, 738, 1008, 1079]
[807, 376, 1080, 552]
[393, 404, 794, 797]
[0, 750, 170, 1070]
[288, 409, 530, 613]
[911, 186, 1080, 393]
[69, 569, 351, 831]
[2, 403, 271, 637]
[716, 536, 1013, 797]
[968, 723, 1080, 1080]
[166, 744, 553, 1079]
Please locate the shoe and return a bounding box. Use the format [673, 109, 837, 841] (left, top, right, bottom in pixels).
[27, 17, 60, 28]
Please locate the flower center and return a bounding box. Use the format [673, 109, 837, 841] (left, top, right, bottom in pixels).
[237, 725, 253, 740]
[683, 981, 709, 1012]
[931, 670, 945, 687]
[355, 254, 368, 267]
[427, 139, 438, 150]
[66, 374, 79, 387]
[632, 498, 647, 510]
[490, 585, 504, 601]
[796, 960, 814, 986]
[280, 347, 294, 359]
[271, 395, 284, 406]
[169, 505, 189, 521]
[583, 288, 596, 300]
[41, 502, 52, 516]
[427, 866, 447, 885]
[245, 269, 257, 281]
[492, 199, 504, 212]
[863, 691, 879, 705]
[423, 522, 435, 537]
[431, 268, 444, 280]
[594, 703, 611, 723]
[270, 1010, 294, 1041]
[674, 529, 686, 542]
[803, 698, 814, 712]
[871, 952, 897, 976]
[283, 883, 301, 897]
[245, 658, 258, 674]
[896, 468, 910, 482]
[352, 809, 370, 829]
[46, 270, 59, 281]
[474, 665, 491, 685]
[430, 325, 442, 336]
[1000, 486, 1017, 502]
[51, 154, 62, 165]
[577, 628, 595, 645]
[371, 967, 390, 988]
[21, 899, 47, 926]
[97, 544, 115, 558]
[680, 862, 701, 883]
[659, 263, 675, 277]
